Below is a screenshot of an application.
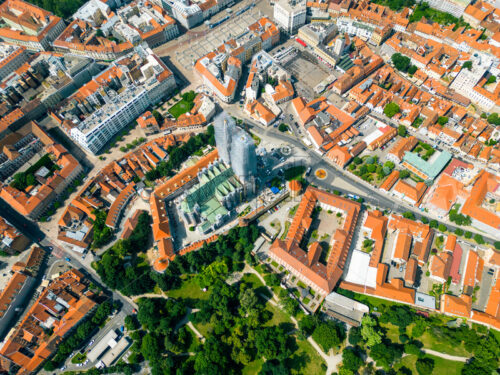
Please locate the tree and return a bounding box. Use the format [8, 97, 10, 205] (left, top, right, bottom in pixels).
[398, 125, 407, 137]
[404, 342, 423, 357]
[438, 224, 447, 232]
[278, 123, 289, 132]
[370, 342, 402, 369]
[429, 220, 438, 228]
[494, 241, 500, 250]
[140, 333, 160, 362]
[361, 316, 382, 347]
[399, 170, 410, 179]
[473, 234, 484, 244]
[384, 102, 400, 118]
[464, 231, 472, 239]
[259, 360, 289, 375]
[403, 211, 415, 220]
[486, 75, 496, 85]
[391, 53, 411, 72]
[312, 321, 346, 352]
[197, 260, 228, 289]
[487, 113, 500, 125]
[408, 65, 418, 75]
[194, 336, 233, 374]
[240, 288, 258, 312]
[299, 315, 317, 336]
[348, 326, 363, 346]
[463, 61, 472, 70]
[455, 228, 464, 236]
[437, 116, 448, 125]
[264, 273, 281, 286]
[280, 296, 299, 316]
[342, 347, 363, 372]
[415, 357, 434, 375]
[255, 327, 290, 360]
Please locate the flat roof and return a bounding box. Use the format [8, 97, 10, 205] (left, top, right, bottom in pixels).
[403, 150, 452, 180]
[344, 250, 378, 288]
[415, 292, 436, 310]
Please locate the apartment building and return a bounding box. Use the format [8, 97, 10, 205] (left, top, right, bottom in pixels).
[0, 216, 30, 254]
[0, 270, 98, 374]
[56, 47, 176, 154]
[0, 121, 83, 219]
[273, 0, 307, 33]
[195, 17, 279, 103]
[0, 44, 29, 81]
[167, 0, 233, 29]
[424, 0, 471, 18]
[0, 0, 66, 51]
[269, 187, 361, 296]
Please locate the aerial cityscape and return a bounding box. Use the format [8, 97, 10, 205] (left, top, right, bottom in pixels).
[0, 0, 498, 374]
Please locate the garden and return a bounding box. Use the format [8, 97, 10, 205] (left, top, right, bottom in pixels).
[168, 91, 197, 119]
[348, 155, 396, 186]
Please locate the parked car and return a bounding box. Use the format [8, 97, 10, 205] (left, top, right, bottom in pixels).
[65, 257, 71, 262]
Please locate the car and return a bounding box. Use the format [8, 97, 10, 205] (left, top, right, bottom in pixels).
[88, 339, 95, 347]
[69, 352, 75, 359]
[65, 257, 71, 262]
[60, 366, 66, 371]
[399, 266, 404, 272]
[47, 246, 53, 251]
[77, 363, 82, 367]
[84, 359, 90, 365]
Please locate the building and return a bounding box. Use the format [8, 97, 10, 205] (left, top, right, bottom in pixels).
[0, 45, 28, 81]
[402, 150, 452, 181]
[230, 128, 257, 185]
[273, 0, 307, 33]
[0, 270, 98, 374]
[180, 161, 243, 233]
[194, 18, 279, 103]
[0, 0, 66, 51]
[167, 0, 234, 29]
[0, 122, 83, 219]
[392, 180, 427, 206]
[214, 112, 236, 165]
[424, 0, 471, 17]
[269, 187, 361, 296]
[0, 216, 30, 254]
[60, 47, 176, 154]
[387, 136, 418, 164]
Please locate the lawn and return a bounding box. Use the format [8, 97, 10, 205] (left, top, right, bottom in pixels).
[395, 353, 464, 375]
[242, 358, 264, 375]
[184, 325, 200, 353]
[240, 273, 272, 299]
[193, 321, 213, 337]
[264, 303, 292, 327]
[284, 166, 306, 181]
[166, 275, 210, 305]
[168, 100, 194, 118]
[380, 322, 400, 343]
[419, 329, 470, 357]
[288, 338, 327, 375]
[337, 288, 398, 311]
[71, 353, 86, 364]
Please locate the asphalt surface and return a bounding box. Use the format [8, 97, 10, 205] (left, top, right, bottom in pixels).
[0, 198, 136, 316]
[244, 121, 499, 245]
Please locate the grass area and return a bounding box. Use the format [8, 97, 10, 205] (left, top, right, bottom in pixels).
[193, 321, 213, 337]
[241, 273, 272, 299]
[420, 329, 470, 357]
[409, 3, 469, 28]
[251, 133, 261, 146]
[264, 303, 292, 327]
[288, 338, 327, 375]
[168, 100, 194, 118]
[71, 353, 86, 364]
[395, 353, 464, 375]
[166, 275, 210, 306]
[280, 221, 291, 240]
[284, 166, 306, 181]
[381, 322, 400, 343]
[184, 325, 200, 353]
[271, 261, 279, 268]
[242, 358, 264, 375]
[337, 288, 398, 311]
[168, 91, 197, 119]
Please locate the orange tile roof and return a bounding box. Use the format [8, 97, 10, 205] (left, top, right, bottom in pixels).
[430, 252, 453, 281]
[363, 210, 388, 267]
[463, 250, 484, 288]
[441, 294, 471, 317]
[380, 170, 400, 191]
[270, 187, 360, 295]
[388, 136, 418, 162]
[393, 228, 412, 262]
[393, 180, 427, 204]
